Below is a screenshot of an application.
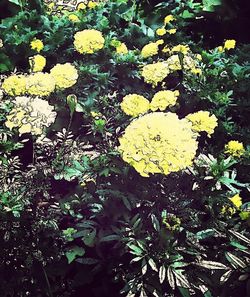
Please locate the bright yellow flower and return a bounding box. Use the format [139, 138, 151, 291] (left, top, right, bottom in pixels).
[224, 39, 236, 50]
[119, 112, 198, 177]
[185, 111, 218, 136]
[116, 43, 128, 54]
[2, 74, 26, 96]
[191, 68, 202, 75]
[166, 29, 177, 34]
[166, 55, 182, 71]
[230, 193, 242, 208]
[156, 39, 164, 45]
[164, 15, 175, 24]
[68, 14, 80, 23]
[217, 46, 224, 52]
[224, 140, 245, 157]
[74, 29, 105, 54]
[150, 90, 179, 111]
[5, 96, 56, 135]
[156, 27, 167, 36]
[141, 62, 170, 87]
[29, 54, 46, 72]
[26, 72, 55, 96]
[88, 1, 98, 9]
[120, 94, 150, 117]
[141, 42, 159, 58]
[50, 63, 78, 89]
[171, 44, 190, 55]
[30, 38, 44, 52]
[77, 2, 86, 10]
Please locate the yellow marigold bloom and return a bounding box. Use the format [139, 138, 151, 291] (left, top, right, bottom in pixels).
[156, 39, 164, 45]
[30, 38, 44, 53]
[150, 90, 179, 111]
[50, 63, 78, 89]
[119, 112, 198, 177]
[121, 94, 150, 117]
[162, 46, 170, 53]
[77, 2, 86, 10]
[217, 46, 224, 52]
[116, 43, 128, 54]
[141, 42, 159, 58]
[186, 111, 218, 136]
[229, 193, 242, 208]
[68, 14, 80, 23]
[74, 29, 105, 54]
[164, 15, 175, 24]
[191, 68, 202, 75]
[171, 44, 190, 55]
[166, 55, 181, 71]
[29, 54, 46, 72]
[5, 96, 56, 135]
[167, 28, 177, 34]
[141, 62, 170, 87]
[224, 39, 236, 50]
[26, 72, 55, 96]
[224, 140, 245, 157]
[156, 27, 167, 36]
[2, 74, 26, 96]
[88, 1, 98, 9]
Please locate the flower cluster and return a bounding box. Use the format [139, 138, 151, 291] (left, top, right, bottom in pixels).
[119, 112, 198, 177]
[29, 54, 46, 72]
[50, 63, 78, 89]
[150, 90, 179, 111]
[120, 94, 150, 117]
[2, 74, 27, 96]
[74, 29, 105, 54]
[141, 62, 170, 87]
[224, 140, 245, 157]
[186, 111, 218, 136]
[30, 38, 44, 52]
[5, 96, 56, 135]
[26, 73, 55, 96]
[141, 42, 159, 58]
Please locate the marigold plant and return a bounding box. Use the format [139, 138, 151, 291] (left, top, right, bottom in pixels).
[120, 94, 150, 117]
[186, 111, 218, 136]
[74, 29, 105, 54]
[50, 63, 78, 89]
[224, 140, 245, 157]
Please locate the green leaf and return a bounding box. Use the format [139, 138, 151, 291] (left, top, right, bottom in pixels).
[82, 229, 96, 247]
[178, 287, 191, 297]
[76, 257, 99, 265]
[196, 229, 215, 240]
[195, 260, 229, 270]
[230, 241, 248, 251]
[159, 265, 166, 284]
[181, 10, 195, 19]
[148, 258, 158, 272]
[151, 214, 160, 232]
[8, 0, 23, 6]
[65, 246, 85, 264]
[127, 243, 144, 256]
[99, 234, 120, 242]
[225, 252, 247, 269]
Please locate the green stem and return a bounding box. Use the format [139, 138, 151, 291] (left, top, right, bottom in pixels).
[42, 265, 53, 297]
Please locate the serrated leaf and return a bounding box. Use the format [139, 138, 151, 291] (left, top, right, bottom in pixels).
[148, 258, 158, 272]
[159, 265, 166, 284]
[195, 260, 228, 270]
[167, 266, 175, 290]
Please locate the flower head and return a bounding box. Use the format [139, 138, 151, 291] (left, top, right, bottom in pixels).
[224, 140, 245, 157]
[29, 54, 46, 72]
[74, 29, 105, 54]
[171, 44, 190, 55]
[30, 38, 44, 52]
[141, 62, 170, 87]
[26, 72, 55, 96]
[156, 27, 166, 36]
[224, 39, 236, 50]
[121, 94, 150, 117]
[150, 90, 179, 111]
[77, 2, 86, 10]
[167, 29, 177, 34]
[88, 1, 98, 9]
[116, 43, 128, 54]
[68, 14, 80, 23]
[185, 111, 218, 136]
[119, 112, 198, 177]
[50, 63, 78, 89]
[5, 96, 56, 135]
[2, 74, 26, 96]
[164, 15, 175, 24]
[229, 193, 242, 208]
[141, 42, 159, 59]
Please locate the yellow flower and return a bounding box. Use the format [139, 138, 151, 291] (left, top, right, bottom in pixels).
[141, 42, 159, 58]
[141, 62, 170, 87]
[150, 90, 179, 111]
[185, 111, 218, 136]
[50, 63, 78, 89]
[164, 15, 175, 24]
[88, 1, 98, 9]
[224, 39, 236, 50]
[171, 44, 190, 55]
[162, 46, 170, 53]
[2, 74, 26, 96]
[5, 96, 56, 135]
[217, 46, 224, 52]
[224, 140, 245, 157]
[77, 2, 86, 10]
[119, 112, 198, 177]
[166, 55, 182, 71]
[156, 27, 167, 36]
[230, 193, 242, 208]
[30, 38, 44, 53]
[166, 29, 177, 34]
[29, 54, 46, 72]
[68, 14, 80, 23]
[121, 94, 150, 117]
[74, 29, 105, 54]
[26, 72, 55, 96]
[156, 39, 164, 45]
[191, 68, 202, 75]
[116, 43, 128, 54]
